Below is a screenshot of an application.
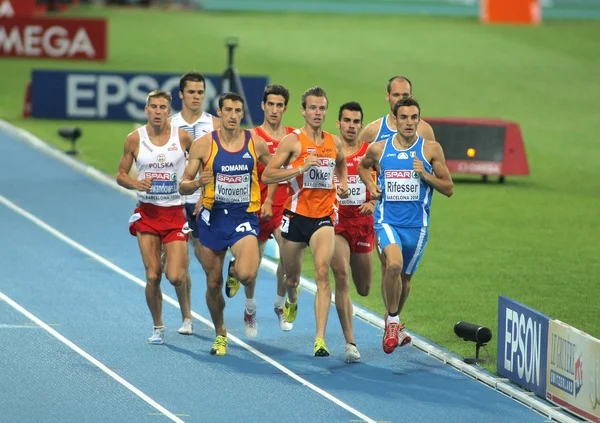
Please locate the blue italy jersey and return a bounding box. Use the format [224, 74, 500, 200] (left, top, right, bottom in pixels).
[374, 136, 434, 228]
[373, 115, 397, 142]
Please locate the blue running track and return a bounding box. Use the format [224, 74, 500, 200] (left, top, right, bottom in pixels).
[0, 124, 574, 423]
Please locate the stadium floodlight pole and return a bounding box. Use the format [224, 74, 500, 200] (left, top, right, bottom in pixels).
[220, 36, 254, 127]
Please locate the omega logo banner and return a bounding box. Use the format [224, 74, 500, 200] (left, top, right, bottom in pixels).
[0, 17, 107, 61]
[0, 0, 35, 18]
[30, 70, 268, 125]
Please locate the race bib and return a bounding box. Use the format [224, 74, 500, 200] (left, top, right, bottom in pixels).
[215, 173, 250, 203]
[383, 170, 420, 201]
[303, 158, 334, 189]
[144, 172, 178, 200]
[336, 175, 366, 206]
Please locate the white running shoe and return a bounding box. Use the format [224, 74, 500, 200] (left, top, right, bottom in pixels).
[244, 309, 258, 338]
[147, 326, 165, 345]
[178, 318, 193, 335]
[274, 307, 293, 331]
[345, 343, 361, 363]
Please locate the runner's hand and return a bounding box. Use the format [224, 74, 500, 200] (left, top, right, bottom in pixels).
[337, 184, 349, 199]
[413, 158, 426, 178]
[368, 184, 382, 200]
[359, 201, 375, 215]
[261, 200, 273, 221]
[137, 178, 153, 192]
[199, 168, 212, 187]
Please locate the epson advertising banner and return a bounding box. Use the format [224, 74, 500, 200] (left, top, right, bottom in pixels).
[497, 296, 549, 397]
[30, 70, 269, 125]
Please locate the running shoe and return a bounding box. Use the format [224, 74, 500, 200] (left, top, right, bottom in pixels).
[210, 335, 228, 356]
[225, 258, 241, 298]
[178, 318, 193, 335]
[314, 338, 330, 357]
[398, 324, 412, 347]
[244, 309, 258, 338]
[383, 322, 400, 354]
[147, 326, 165, 345]
[274, 306, 293, 331]
[345, 343, 361, 363]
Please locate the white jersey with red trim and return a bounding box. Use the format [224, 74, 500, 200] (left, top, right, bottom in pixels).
[136, 125, 186, 207]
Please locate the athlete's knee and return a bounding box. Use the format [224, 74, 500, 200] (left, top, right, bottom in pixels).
[165, 269, 186, 287]
[285, 273, 300, 288]
[205, 273, 223, 291]
[236, 266, 258, 285]
[314, 263, 330, 282]
[145, 269, 162, 286]
[385, 260, 403, 278]
[315, 267, 331, 290]
[332, 267, 349, 289]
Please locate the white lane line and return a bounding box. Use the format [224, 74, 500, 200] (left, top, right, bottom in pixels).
[0, 194, 378, 423]
[0, 324, 55, 329]
[0, 291, 185, 423]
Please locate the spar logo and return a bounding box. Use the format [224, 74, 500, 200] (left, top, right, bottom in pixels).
[144, 172, 175, 181]
[217, 174, 246, 183]
[384, 170, 413, 179]
[334, 175, 362, 184]
[316, 158, 334, 167]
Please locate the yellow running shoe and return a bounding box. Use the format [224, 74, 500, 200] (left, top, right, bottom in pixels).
[210, 335, 228, 356]
[225, 258, 240, 298]
[314, 338, 330, 357]
[283, 285, 300, 322]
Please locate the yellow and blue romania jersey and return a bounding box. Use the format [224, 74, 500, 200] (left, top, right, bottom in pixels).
[203, 130, 261, 213]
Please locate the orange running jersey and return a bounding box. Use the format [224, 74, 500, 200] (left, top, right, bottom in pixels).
[284, 129, 338, 219]
[255, 126, 295, 207]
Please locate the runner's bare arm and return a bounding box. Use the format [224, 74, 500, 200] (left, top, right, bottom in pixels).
[358, 142, 385, 198]
[333, 135, 348, 198]
[117, 131, 150, 191]
[419, 119, 436, 141]
[261, 133, 302, 184]
[180, 133, 211, 195]
[358, 119, 381, 144]
[254, 136, 272, 167]
[417, 141, 453, 197]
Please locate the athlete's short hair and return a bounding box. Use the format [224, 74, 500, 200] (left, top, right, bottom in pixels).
[263, 84, 290, 106]
[393, 97, 421, 117]
[337, 101, 363, 123]
[179, 72, 206, 93]
[301, 86, 328, 109]
[387, 76, 413, 94]
[146, 89, 172, 106]
[218, 92, 245, 109]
